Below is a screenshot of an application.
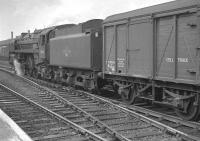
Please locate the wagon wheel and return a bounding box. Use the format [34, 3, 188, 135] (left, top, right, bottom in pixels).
[175, 95, 200, 121]
[121, 86, 137, 105]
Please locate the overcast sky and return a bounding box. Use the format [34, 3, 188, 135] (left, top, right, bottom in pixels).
[0, 0, 174, 40]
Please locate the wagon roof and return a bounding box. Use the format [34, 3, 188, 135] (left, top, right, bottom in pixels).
[104, 0, 200, 24]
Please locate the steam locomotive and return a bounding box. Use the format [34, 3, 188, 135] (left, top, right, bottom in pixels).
[0, 0, 200, 121]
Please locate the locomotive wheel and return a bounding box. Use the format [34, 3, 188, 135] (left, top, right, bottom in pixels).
[175, 95, 200, 121]
[26, 56, 34, 76]
[32, 68, 38, 78]
[121, 87, 137, 105]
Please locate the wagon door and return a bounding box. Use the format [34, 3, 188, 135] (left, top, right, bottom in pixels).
[156, 16, 175, 79]
[116, 24, 127, 74]
[128, 19, 153, 78]
[104, 24, 127, 74]
[156, 13, 199, 81]
[104, 26, 116, 73]
[176, 13, 198, 81]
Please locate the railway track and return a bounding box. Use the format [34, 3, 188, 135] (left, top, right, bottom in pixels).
[0, 70, 121, 141]
[0, 83, 106, 141]
[29, 79, 200, 141]
[0, 69, 199, 140]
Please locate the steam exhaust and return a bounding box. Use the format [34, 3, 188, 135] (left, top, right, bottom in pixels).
[13, 58, 23, 76]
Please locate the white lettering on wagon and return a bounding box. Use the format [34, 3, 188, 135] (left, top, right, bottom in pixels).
[165, 58, 188, 63]
[107, 61, 115, 72]
[117, 58, 125, 68]
[63, 49, 71, 57]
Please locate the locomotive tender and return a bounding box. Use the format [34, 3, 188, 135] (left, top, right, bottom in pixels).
[0, 0, 200, 120]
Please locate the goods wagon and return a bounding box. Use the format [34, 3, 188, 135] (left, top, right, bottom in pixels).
[0, 45, 9, 60]
[0, 39, 14, 61]
[102, 0, 200, 120]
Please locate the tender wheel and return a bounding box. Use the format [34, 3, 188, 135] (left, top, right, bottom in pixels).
[121, 86, 137, 105]
[175, 95, 200, 121]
